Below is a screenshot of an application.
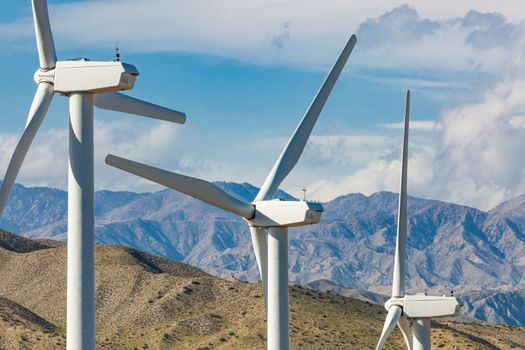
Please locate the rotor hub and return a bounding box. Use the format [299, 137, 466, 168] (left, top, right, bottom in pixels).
[34, 68, 55, 85]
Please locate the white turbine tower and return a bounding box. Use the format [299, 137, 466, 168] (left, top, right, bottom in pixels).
[0, 1, 186, 349]
[105, 35, 357, 350]
[375, 91, 462, 350]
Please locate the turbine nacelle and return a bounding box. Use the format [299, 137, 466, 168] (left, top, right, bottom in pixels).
[250, 200, 323, 228]
[385, 292, 462, 321]
[34, 59, 139, 94]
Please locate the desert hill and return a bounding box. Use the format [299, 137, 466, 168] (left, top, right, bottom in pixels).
[0, 230, 523, 349]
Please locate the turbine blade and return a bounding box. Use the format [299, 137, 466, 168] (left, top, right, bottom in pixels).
[375, 305, 402, 350]
[249, 226, 268, 314]
[255, 35, 357, 201]
[32, 0, 57, 69]
[392, 90, 410, 298]
[0, 83, 54, 216]
[94, 92, 186, 124]
[105, 155, 254, 218]
[398, 316, 412, 350]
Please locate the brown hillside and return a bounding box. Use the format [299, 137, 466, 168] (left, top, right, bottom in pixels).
[0, 230, 523, 349]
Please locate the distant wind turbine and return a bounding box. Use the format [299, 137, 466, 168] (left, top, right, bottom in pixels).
[375, 91, 462, 350]
[105, 34, 357, 350]
[0, 1, 186, 349]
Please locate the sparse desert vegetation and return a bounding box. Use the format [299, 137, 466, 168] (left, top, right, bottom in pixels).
[0, 230, 523, 349]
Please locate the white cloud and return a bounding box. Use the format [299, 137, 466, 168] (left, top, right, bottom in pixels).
[0, 120, 208, 192]
[302, 135, 389, 166]
[363, 76, 471, 90]
[1, 1, 524, 72]
[355, 6, 522, 73]
[0, 129, 67, 187]
[381, 120, 443, 131]
[287, 137, 436, 202]
[280, 6, 525, 210]
[435, 74, 525, 209]
[289, 18, 525, 210]
[292, 72, 525, 210]
[509, 116, 525, 129]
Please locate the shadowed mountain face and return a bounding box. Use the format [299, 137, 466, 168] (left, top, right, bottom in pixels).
[0, 230, 523, 349]
[2, 182, 525, 325]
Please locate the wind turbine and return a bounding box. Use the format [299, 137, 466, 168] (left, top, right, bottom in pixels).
[375, 91, 462, 350]
[105, 34, 357, 350]
[0, 1, 186, 349]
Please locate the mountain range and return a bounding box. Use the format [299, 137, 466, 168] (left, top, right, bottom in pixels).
[2, 181, 525, 325]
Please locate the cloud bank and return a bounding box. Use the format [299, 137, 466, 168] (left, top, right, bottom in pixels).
[290, 6, 525, 210]
[0, 1, 523, 71]
[0, 120, 211, 192]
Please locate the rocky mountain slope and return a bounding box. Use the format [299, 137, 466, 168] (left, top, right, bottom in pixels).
[0, 230, 524, 349]
[2, 182, 525, 325]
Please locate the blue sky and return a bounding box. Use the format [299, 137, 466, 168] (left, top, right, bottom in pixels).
[1, 0, 525, 210]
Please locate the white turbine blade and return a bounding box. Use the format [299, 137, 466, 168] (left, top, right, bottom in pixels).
[398, 316, 412, 350]
[94, 92, 186, 124]
[249, 226, 268, 313]
[375, 305, 402, 350]
[105, 155, 254, 218]
[255, 35, 357, 201]
[32, 0, 57, 69]
[0, 83, 54, 216]
[392, 90, 410, 298]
